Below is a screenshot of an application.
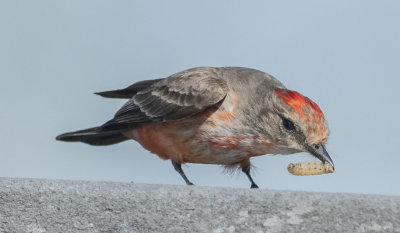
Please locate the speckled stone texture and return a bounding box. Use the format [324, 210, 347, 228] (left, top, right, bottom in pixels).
[0, 178, 399, 233]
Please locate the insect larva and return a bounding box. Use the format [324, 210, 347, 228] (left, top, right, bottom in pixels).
[287, 161, 334, 176]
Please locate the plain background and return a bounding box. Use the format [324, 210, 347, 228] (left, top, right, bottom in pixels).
[1, 1, 399, 196]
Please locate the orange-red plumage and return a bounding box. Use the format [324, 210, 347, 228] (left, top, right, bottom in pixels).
[274, 89, 324, 121]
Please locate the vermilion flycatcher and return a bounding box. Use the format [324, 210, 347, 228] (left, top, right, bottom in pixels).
[57, 67, 334, 188]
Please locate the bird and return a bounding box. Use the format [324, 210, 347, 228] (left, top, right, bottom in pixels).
[56, 67, 334, 188]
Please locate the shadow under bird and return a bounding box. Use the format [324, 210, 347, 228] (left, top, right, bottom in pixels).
[56, 67, 334, 188]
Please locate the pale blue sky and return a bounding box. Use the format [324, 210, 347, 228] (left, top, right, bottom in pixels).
[1, 0, 399, 195]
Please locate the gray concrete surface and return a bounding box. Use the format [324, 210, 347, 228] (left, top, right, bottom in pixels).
[0, 178, 399, 233]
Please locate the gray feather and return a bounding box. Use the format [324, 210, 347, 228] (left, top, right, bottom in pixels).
[102, 67, 229, 129]
[95, 79, 163, 99]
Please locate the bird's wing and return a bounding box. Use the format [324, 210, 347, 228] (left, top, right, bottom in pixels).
[102, 68, 229, 129]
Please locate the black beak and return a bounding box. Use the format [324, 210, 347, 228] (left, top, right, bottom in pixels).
[306, 145, 334, 170]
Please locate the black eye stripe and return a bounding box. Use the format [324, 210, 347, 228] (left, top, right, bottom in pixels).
[282, 118, 295, 131]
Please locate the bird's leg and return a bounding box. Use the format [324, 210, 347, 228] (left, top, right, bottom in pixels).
[241, 164, 259, 189]
[171, 160, 194, 186]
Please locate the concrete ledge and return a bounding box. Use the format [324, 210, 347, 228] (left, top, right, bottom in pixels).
[1, 178, 399, 233]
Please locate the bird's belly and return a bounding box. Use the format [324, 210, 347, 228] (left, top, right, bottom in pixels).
[124, 118, 276, 166]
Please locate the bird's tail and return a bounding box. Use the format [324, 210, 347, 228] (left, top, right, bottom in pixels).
[56, 127, 129, 146]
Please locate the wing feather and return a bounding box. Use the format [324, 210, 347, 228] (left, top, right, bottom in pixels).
[102, 68, 228, 129]
[95, 79, 163, 98]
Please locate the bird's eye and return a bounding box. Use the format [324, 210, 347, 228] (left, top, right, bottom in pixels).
[282, 118, 295, 131]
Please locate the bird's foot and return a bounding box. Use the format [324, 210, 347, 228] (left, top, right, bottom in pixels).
[250, 183, 259, 189]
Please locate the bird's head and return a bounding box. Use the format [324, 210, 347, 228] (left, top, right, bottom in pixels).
[262, 89, 333, 169]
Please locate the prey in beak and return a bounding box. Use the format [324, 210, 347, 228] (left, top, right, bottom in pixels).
[306, 145, 335, 170]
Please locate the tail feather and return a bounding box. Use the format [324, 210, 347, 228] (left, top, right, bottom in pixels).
[56, 127, 129, 146]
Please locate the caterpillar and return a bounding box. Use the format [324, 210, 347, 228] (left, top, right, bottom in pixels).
[287, 161, 334, 176]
